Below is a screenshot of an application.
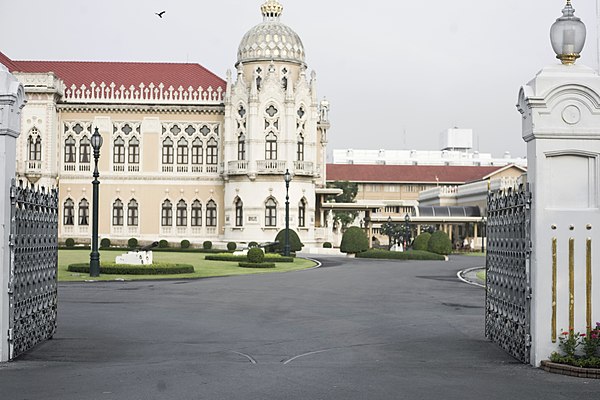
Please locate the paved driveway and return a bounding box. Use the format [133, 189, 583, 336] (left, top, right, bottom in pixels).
[1, 255, 599, 399]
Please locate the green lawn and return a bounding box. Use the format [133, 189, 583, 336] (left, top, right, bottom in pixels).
[59, 250, 316, 282]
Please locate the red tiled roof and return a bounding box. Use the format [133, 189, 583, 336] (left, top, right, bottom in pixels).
[0, 51, 225, 91]
[326, 164, 506, 184]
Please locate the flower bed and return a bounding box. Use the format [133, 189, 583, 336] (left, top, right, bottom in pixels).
[546, 323, 600, 377]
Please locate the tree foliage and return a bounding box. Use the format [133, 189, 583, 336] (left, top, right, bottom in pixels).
[327, 181, 358, 229]
[427, 231, 452, 255]
[340, 226, 369, 254]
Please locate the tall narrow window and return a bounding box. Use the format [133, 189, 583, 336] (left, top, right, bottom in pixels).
[265, 132, 277, 160]
[162, 200, 173, 226]
[79, 136, 90, 163]
[235, 198, 243, 227]
[177, 138, 189, 165]
[191, 200, 202, 226]
[298, 198, 306, 227]
[176, 200, 187, 226]
[128, 137, 140, 164]
[206, 138, 218, 165]
[265, 198, 277, 227]
[78, 199, 89, 225]
[192, 138, 203, 165]
[63, 198, 74, 225]
[113, 136, 125, 164]
[28, 135, 42, 161]
[128, 199, 139, 226]
[297, 134, 305, 161]
[64, 136, 76, 163]
[162, 138, 174, 164]
[206, 200, 217, 227]
[112, 199, 124, 226]
[237, 134, 246, 161]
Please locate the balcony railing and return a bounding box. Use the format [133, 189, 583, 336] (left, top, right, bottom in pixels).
[227, 160, 248, 175]
[257, 160, 286, 174]
[294, 161, 314, 176]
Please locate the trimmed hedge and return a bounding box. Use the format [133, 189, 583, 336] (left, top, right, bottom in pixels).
[238, 262, 276, 269]
[273, 229, 303, 253]
[413, 232, 432, 251]
[128, 238, 138, 249]
[323, 242, 332, 248]
[356, 249, 446, 261]
[203, 241, 212, 250]
[340, 226, 369, 254]
[205, 253, 294, 262]
[65, 238, 76, 248]
[158, 240, 169, 248]
[100, 238, 111, 248]
[427, 231, 452, 255]
[67, 263, 194, 275]
[227, 242, 237, 251]
[180, 240, 191, 249]
[247, 247, 265, 263]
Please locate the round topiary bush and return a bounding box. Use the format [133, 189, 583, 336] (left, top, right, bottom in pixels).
[227, 242, 237, 251]
[127, 238, 138, 249]
[427, 231, 452, 255]
[180, 239, 190, 249]
[203, 240, 212, 250]
[248, 241, 259, 248]
[323, 242, 333, 248]
[340, 226, 369, 254]
[65, 238, 75, 248]
[100, 238, 111, 248]
[274, 229, 303, 253]
[413, 232, 432, 251]
[247, 247, 265, 263]
[158, 239, 169, 248]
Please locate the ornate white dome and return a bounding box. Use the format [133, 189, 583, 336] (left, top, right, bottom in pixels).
[237, 0, 306, 66]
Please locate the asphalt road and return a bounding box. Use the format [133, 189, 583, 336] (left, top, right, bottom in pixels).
[1, 255, 599, 400]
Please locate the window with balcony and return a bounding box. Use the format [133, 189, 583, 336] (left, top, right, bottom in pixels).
[192, 138, 203, 166]
[128, 137, 140, 165]
[161, 200, 173, 226]
[64, 136, 76, 163]
[176, 199, 187, 227]
[79, 136, 90, 163]
[206, 200, 217, 227]
[78, 199, 89, 225]
[206, 138, 218, 166]
[162, 138, 174, 165]
[128, 199, 138, 226]
[28, 130, 42, 161]
[63, 198, 74, 225]
[177, 138, 188, 165]
[238, 134, 246, 161]
[265, 197, 277, 227]
[113, 136, 125, 165]
[112, 199, 124, 226]
[297, 134, 304, 161]
[265, 132, 277, 160]
[191, 200, 202, 227]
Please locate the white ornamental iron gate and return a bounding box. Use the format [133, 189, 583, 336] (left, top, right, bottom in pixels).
[8, 179, 59, 360]
[485, 184, 532, 363]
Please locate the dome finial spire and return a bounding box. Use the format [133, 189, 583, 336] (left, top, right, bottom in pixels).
[261, 0, 283, 21]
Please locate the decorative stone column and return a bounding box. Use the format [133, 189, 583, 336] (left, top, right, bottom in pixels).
[0, 63, 26, 362]
[518, 63, 600, 366]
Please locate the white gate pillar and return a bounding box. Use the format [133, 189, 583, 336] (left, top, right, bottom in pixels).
[0, 63, 26, 362]
[518, 63, 600, 366]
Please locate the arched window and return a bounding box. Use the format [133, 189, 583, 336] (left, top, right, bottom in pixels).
[192, 138, 203, 165]
[237, 133, 246, 161]
[192, 200, 202, 226]
[113, 136, 125, 164]
[78, 199, 89, 226]
[265, 198, 277, 227]
[64, 136, 76, 163]
[79, 136, 90, 163]
[177, 137, 188, 165]
[162, 138, 174, 164]
[28, 132, 42, 161]
[161, 200, 173, 226]
[176, 199, 187, 226]
[128, 137, 140, 164]
[206, 138, 218, 165]
[206, 200, 217, 227]
[235, 197, 243, 227]
[112, 199, 124, 226]
[128, 199, 138, 226]
[298, 198, 307, 227]
[63, 198, 74, 225]
[297, 134, 304, 161]
[191, 200, 202, 226]
[265, 132, 277, 160]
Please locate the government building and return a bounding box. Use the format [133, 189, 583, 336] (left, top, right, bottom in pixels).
[1, 0, 332, 248]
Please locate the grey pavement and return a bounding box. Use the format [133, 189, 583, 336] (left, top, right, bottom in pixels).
[1, 255, 599, 400]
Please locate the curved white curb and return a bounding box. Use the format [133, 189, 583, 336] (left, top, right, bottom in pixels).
[457, 267, 485, 288]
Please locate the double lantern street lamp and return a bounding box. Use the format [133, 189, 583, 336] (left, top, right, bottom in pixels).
[89, 128, 103, 277]
[283, 169, 292, 256]
[550, 0, 586, 65]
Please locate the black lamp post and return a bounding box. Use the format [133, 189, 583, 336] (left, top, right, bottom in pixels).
[404, 213, 411, 249]
[283, 169, 292, 256]
[386, 216, 394, 250]
[90, 127, 103, 277]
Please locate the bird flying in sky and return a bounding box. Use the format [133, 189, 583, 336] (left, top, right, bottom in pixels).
[156, 11, 166, 18]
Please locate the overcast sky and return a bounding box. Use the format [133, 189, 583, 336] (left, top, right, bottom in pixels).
[1, 0, 598, 158]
